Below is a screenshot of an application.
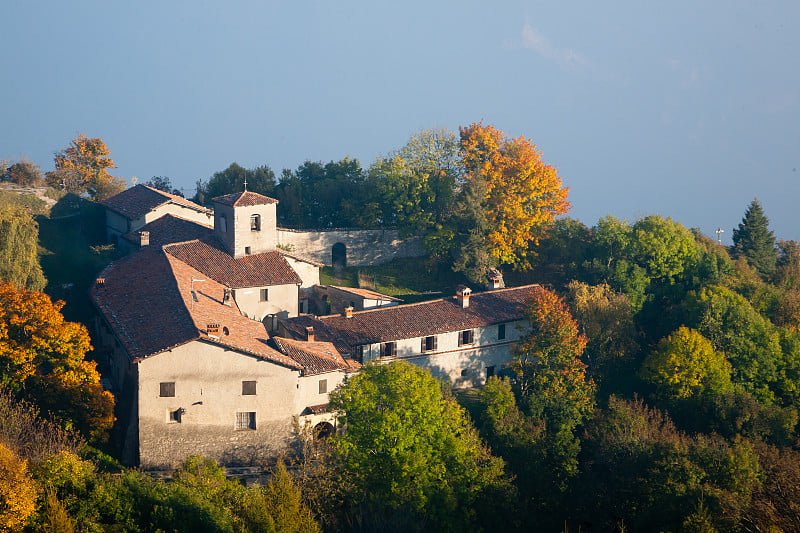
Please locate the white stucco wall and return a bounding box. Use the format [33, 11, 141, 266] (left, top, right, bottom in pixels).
[359, 319, 527, 388]
[233, 283, 299, 323]
[282, 256, 320, 289]
[276, 228, 424, 266]
[137, 340, 300, 468]
[138, 202, 213, 231]
[214, 202, 277, 258]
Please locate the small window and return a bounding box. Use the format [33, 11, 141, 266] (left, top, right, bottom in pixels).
[354, 345, 365, 363]
[250, 214, 261, 231]
[242, 381, 257, 395]
[219, 214, 227, 233]
[498, 324, 506, 340]
[319, 379, 327, 394]
[380, 341, 396, 358]
[486, 366, 496, 378]
[421, 335, 437, 352]
[160, 382, 175, 397]
[245, 246, 252, 255]
[458, 329, 474, 346]
[236, 412, 256, 430]
[168, 408, 182, 423]
[260, 288, 269, 302]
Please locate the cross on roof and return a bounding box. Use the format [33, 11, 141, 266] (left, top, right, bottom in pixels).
[243, 177, 248, 191]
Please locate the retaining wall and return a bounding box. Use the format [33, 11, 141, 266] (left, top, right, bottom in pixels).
[276, 227, 424, 266]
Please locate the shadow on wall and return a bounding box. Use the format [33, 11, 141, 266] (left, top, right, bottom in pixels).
[424, 353, 489, 389]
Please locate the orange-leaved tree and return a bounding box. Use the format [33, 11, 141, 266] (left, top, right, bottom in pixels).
[0, 443, 38, 531]
[459, 123, 570, 270]
[0, 282, 114, 440]
[47, 134, 125, 200]
[511, 287, 595, 432]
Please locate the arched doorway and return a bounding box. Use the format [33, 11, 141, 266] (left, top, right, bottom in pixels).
[332, 242, 346, 268]
[314, 421, 334, 439]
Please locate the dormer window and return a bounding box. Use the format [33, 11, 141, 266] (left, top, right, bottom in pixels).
[250, 214, 261, 231]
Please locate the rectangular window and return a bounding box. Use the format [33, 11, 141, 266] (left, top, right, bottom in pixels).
[380, 341, 396, 358]
[168, 408, 182, 423]
[319, 379, 327, 394]
[250, 214, 261, 231]
[245, 246, 252, 255]
[242, 381, 257, 395]
[354, 345, 365, 363]
[260, 288, 268, 302]
[160, 382, 175, 397]
[421, 335, 437, 352]
[458, 329, 474, 346]
[486, 366, 496, 379]
[498, 323, 506, 340]
[236, 412, 256, 430]
[219, 215, 227, 233]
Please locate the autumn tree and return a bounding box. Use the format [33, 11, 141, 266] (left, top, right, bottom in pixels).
[458, 123, 570, 271]
[733, 198, 777, 277]
[0, 282, 114, 440]
[328, 361, 509, 531]
[2, 157, 43, 187]
[511, 287, 595, 431]
[640, 327, 733, 400]
[0, 443, 38, 531]
[47, 134, 125, 200]
[0, 207, 46, 291]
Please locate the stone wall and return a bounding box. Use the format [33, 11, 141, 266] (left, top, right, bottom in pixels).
[276, 228, 424, 267]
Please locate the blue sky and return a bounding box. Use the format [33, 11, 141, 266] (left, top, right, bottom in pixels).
[1, 1, 798, 243]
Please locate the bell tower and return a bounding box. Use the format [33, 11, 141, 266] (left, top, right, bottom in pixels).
[211, 191, 278, 257]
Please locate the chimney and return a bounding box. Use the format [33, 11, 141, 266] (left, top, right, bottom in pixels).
[207, 323, 220, 339]
[95, 277, 105, 287]
[344, 305, 354, 318]
[305, 326, 315, 342]
[487, 268, 505, 290]
[222, 288, 232, 306]
[456, 285, 471, 308]
[139, 231, 149, 247]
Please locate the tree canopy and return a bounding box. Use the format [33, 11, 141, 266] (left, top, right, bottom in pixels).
[733, 198, 777, 277]
[194, 162, 276, 205]
[0, 206, 46, 291]
[46, 134, 125, 200]
[328, 361, 508, 531]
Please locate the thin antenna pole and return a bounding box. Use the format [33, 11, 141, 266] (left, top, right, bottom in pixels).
[715, 227, 724, 245]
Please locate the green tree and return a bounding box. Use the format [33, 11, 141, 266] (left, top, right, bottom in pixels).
[732, 198, 777, 277]
[641, 327, 733, 400]
[194, 163, 276, 205]
[328, 361, 508, 531]
[0, 206, 46, 291]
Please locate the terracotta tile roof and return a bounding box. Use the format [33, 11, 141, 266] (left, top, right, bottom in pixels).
[280, 285, 540, 352]
[90, 247, 301, 369]
[121, 214, 213, 248]
[102, 185, 211, 220]
[164, 238, 302, 287]
[271, 337, 359, 376]
[328, 286, 403, 302]
[212, 191, 278, 207]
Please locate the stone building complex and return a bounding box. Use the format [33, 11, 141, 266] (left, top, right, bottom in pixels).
[92, 186, 537, 468]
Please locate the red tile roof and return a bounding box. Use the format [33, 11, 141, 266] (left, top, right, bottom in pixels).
[212, 191, 278, 207]
[164, 238, 302, 288]
[102, 185, 211, 220]
[271, 337, 360, 376]
[279, 285, 540, 352]
[328, 286, 403, 302]
[90, 247, 302, 369]
[121, 214, 213, 248]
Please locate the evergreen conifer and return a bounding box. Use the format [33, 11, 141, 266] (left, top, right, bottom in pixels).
[732, 198, 777, 276]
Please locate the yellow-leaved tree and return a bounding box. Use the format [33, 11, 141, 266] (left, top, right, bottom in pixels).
[0, 282, 114, 441]
[0, 443, 38, 531]
[459, 123, 570, 270]
[46, 134, 126, 200]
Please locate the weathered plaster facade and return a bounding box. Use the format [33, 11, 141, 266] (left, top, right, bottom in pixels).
[214, 201, 277, 258]
[232, 283, 299, 325]
[276, 228, 424, 266]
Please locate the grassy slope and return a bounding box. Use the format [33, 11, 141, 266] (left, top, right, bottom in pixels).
[320, 256, 469, 304]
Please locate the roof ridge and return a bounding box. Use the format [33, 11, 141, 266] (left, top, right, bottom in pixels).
[314, 284, 541, 319]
